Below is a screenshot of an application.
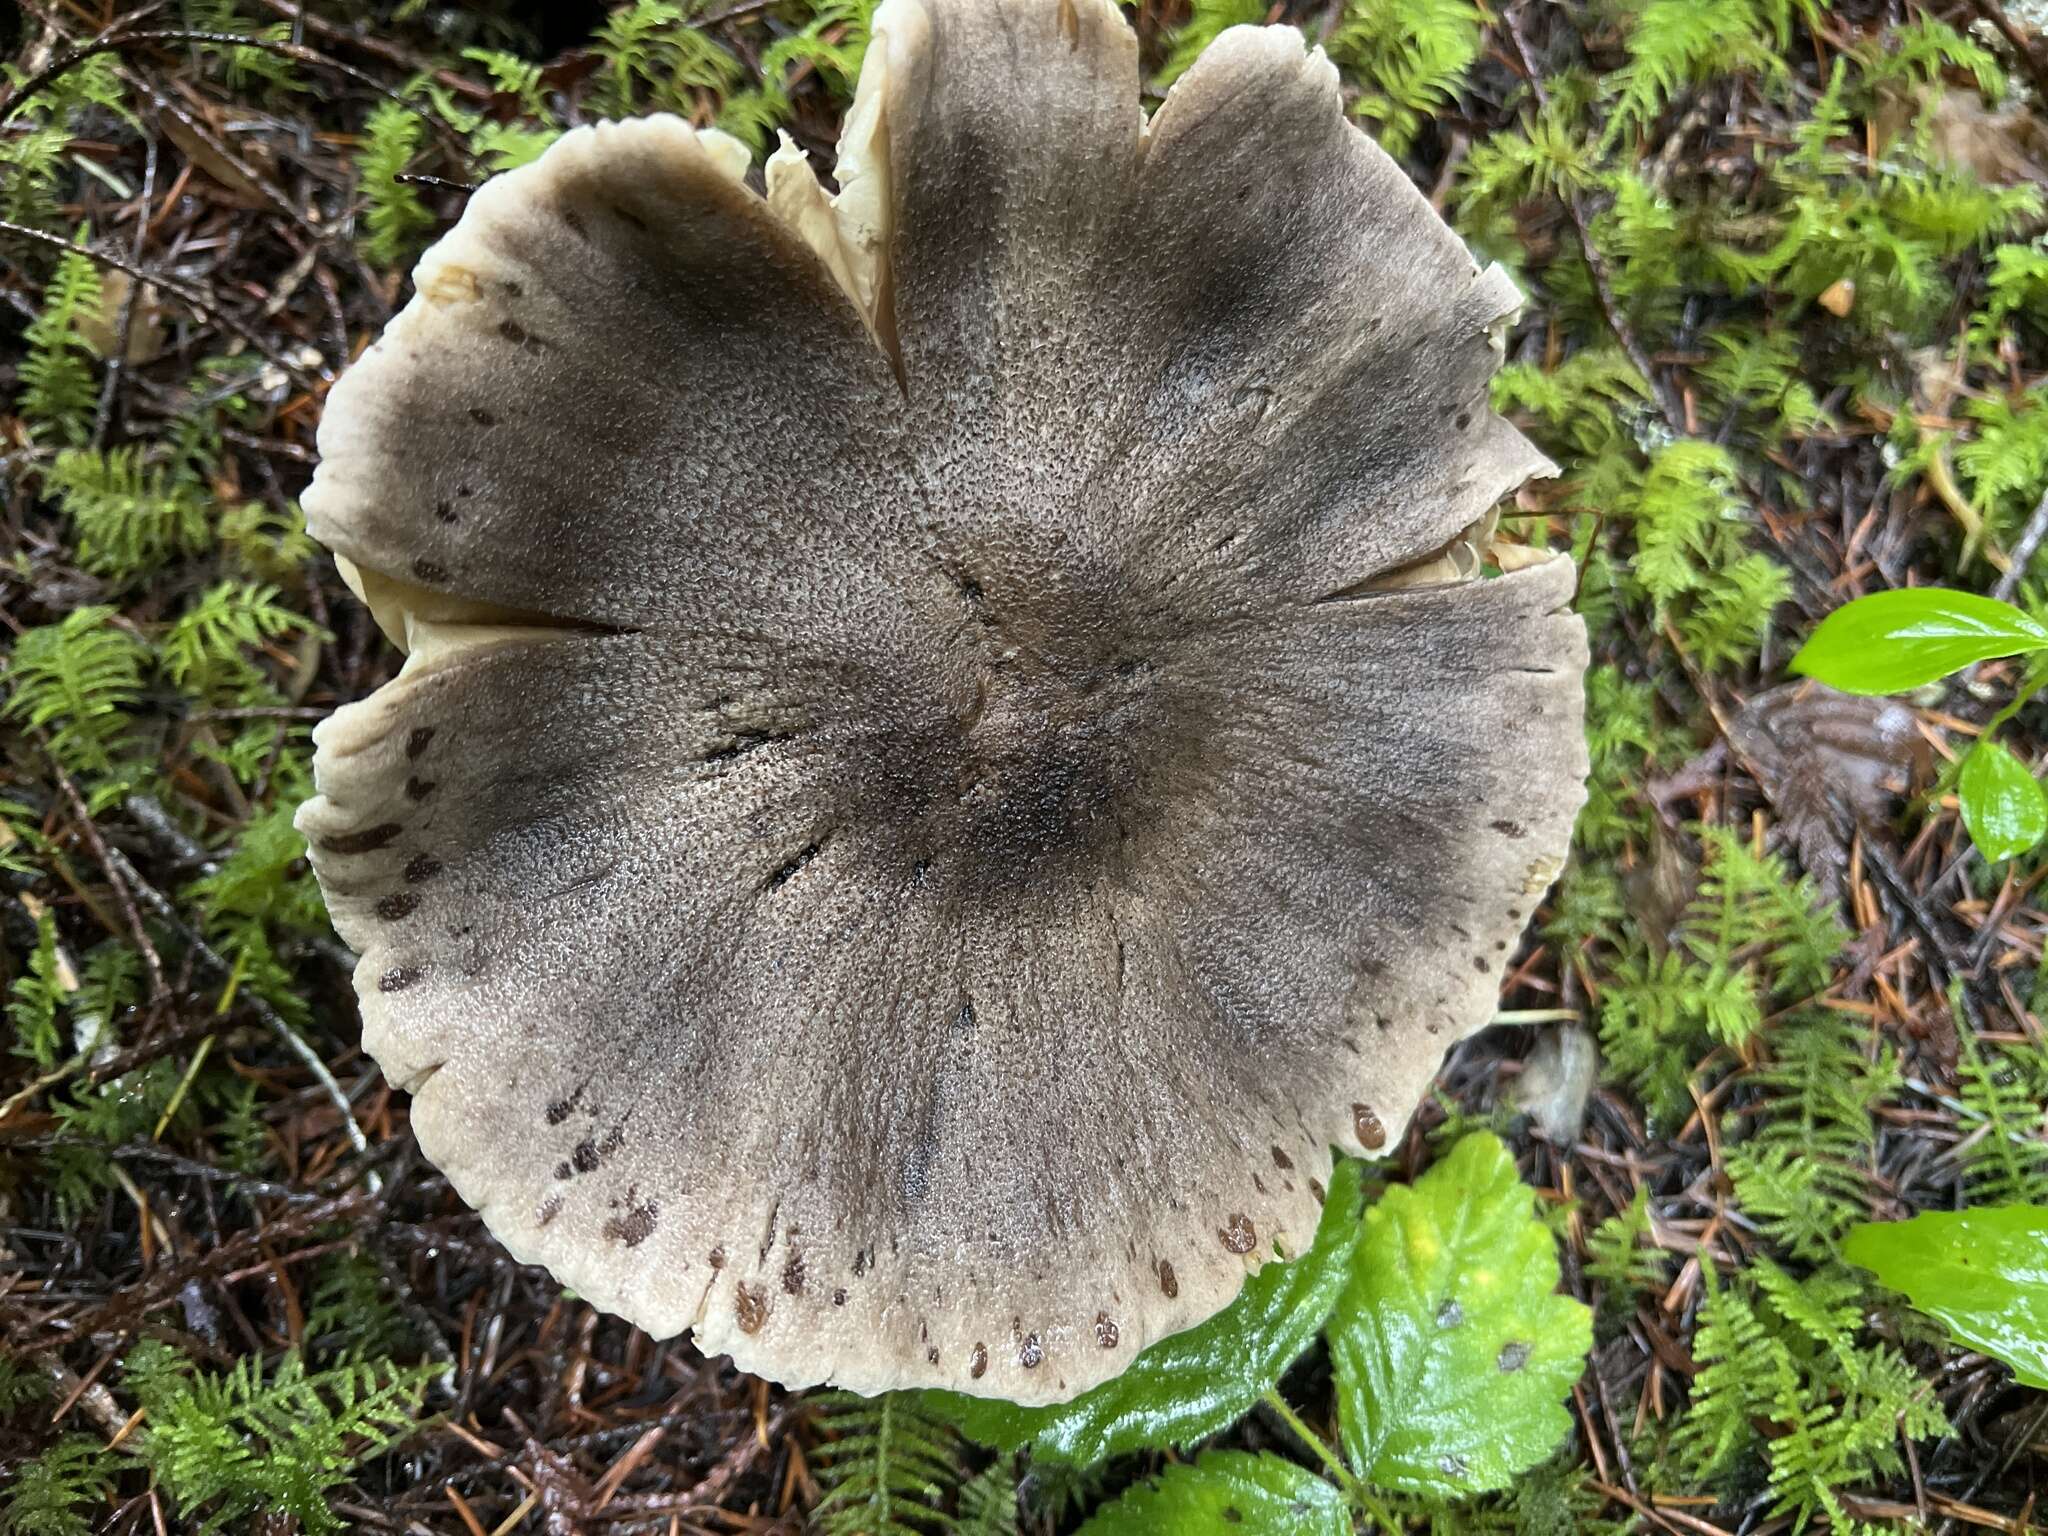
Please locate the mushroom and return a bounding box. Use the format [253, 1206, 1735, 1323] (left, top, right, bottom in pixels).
[294, 0, 1588, 1406]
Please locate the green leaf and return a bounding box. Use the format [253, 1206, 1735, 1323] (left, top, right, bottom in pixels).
[1072, 1451, 1347, 1536]
[1789, 588, 2048, 694]
[1845, 1206, 2048, 1389]
[1958, 741, 2048, 861]
[927, 1160, 1365, 1465]
[1327, 1132, 1591, 1497]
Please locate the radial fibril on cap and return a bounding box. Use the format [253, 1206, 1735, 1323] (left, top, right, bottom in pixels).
[293, 0, 1589, 1407]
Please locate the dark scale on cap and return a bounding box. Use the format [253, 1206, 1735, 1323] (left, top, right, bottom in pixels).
[376, 892, 419, 921]
[405, 727, 436, 758]
[413, 558, 450, 583]
[1352, 1103, 1386, 1149]
[537, 1195, 563, 1227]
[927, 1347, 941, 1365]
[1157, 1259, 1178, 1298]
[321, 823, 402, 855]
[603, 1196, 658, 1247]
[970, 1343, 988, 1379]
[553, 1161, 572, 1180]
[571, 1139, 601, 1174]
[1218, 1214, 1256, 1254]
[378, 963, 424, 993]
[782, 1251, 807, 1295]
[468, 407, 498, 427]
[403, 854, 442, 883]
[1308, 1178, 1327, 1204]
[1473, 956, 1490, 974]
[1094, 1311, 1119, 1348]
[1017, 1333, 1043, 1368]
[1271, 1146, 1294, 1171]
[832, 1288, 847, 1306]
[734, 1283, 769, 1334]
[708, 1246, 726, 1269]
[1491, 818, 1526, 838]
[405, 776, 437, 802]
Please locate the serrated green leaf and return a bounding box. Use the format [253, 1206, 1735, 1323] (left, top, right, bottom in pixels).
[1958, 741, 2048, 861]
[1845, 1206, 2048, 1388]
[1327, 1132, 1590, 1497]
[1789, 588, 2048, 694]
[1071, 1451, 1347, 1536]
[926, 1160, 1365, 1465]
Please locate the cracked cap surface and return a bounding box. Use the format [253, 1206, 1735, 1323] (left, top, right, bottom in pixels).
[294, 0, 1590, 1405]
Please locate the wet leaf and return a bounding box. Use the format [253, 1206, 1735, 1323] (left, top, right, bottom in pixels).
[1790, 589, 2048, 694]
[1072, 1451, 1348, 1536]
[928, 1160, 1365, 1465]
[1958, 740, 2048, 861]
[1327, 1132, 1590, 1497]
[1846, 1206, 2048, 1388]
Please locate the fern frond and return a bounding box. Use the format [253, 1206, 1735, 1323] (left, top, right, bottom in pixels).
[1952, 1032, 2048, 1205]
[1327, 0, 1485, 155]
[162, 580, 314, 704]
[0, 55, 131, 229]
[3, 607, 149, 797]
[809, 1391, 963, 1536]
[7, 911, 69, 1071]
[1584, 1185, 1670, 1294]
[1677, 1258, 1946, 1527]
[1605, 0, 1782, 142]
[123, 1340, 437, 1535]
[1683, 826, 1845, 999]
[589, 0, 744, 118]
[0, 1435, 114, 1536]
[1722, 1014, 1898, 1263]
[45, 446, 211, 579]
[954, 1462, 1021, 1536]
[180, 0, 305, 90]
[17, 236, 104, 445]
[356, 102, 434, 268]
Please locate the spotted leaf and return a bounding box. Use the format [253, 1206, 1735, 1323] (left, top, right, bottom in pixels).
[1326, 1131, 1590, 1496]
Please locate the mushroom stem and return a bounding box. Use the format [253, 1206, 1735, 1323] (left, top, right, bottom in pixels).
[1258, 1387, 1402, 1530]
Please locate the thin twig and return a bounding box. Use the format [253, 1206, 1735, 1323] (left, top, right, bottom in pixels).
[44, 749, 169, 1006]
[1968, 0, 2048, 103]
[1991, 485, 2048, 605]
[96, 841, 380, 1186]
[90, 133, 159, 450]
[1501, 4, 1687, 436]
[1, 29, 479, 170]
[0, 218, 328, 390]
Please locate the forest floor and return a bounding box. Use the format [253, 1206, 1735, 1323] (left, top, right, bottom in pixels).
[3, 0, 2048, 1532]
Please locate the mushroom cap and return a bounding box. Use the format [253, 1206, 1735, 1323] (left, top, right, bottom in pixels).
[295, 0, 1588, 1406]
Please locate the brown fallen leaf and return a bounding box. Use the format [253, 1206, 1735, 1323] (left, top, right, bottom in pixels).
[1874, 84, 2048, 185]
[1727, 680, 1928, 901]
[74, 270, 166, 365]
[156, 88, 277, 210]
